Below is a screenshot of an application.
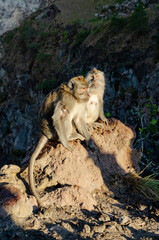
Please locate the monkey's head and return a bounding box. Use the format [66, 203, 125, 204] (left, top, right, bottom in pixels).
[86, 68, 105, 87]
[68, 76, 89, 102]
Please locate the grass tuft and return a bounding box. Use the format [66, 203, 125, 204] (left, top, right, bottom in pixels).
[126, 171, 159, 201]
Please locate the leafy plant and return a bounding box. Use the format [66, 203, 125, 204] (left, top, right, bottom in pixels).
[19, 20, 36, 45]
[110, 15, 127, 33]
[36, 52, 52, 61]
[73, 29, 90, 46]
[37, 78, 56, 92]
[132, 100, 159, 171]
[39, 31, 49, 39]
[62, 30, 69, 43]
[105, 112, 111, 118]
[128, 0, 148, 35]
[152, 17, 159, 61]
[27, 43, 41, 50]
[18, 20, 37, 52]
[3, 30, 16, 44]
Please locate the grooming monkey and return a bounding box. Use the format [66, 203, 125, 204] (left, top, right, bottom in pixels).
[85, 68, 108, 126]
[28, 76, 91, 206]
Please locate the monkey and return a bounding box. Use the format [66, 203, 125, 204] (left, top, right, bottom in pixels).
[28, 76, 91, 206]
[50, 76, 91, 151]
[85, 68, 108, 128]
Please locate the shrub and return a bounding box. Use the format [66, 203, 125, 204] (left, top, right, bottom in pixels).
[110, 15, 127, 33]
[62, 30, 69, 43]
[128, 0, 148, 35]
[73, 29, 90, 46]
[27, 43, 41, 50]
[37, 78, 56, 92]
[36, 52, 51, 61]
[3, 30, 15, 44]
[132, 100, 159, 172]
[19, 20, 36, 44]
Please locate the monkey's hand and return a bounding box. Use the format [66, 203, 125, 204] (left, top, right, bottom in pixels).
[100, 116, 109, 126]
[91, 122, 103, 129]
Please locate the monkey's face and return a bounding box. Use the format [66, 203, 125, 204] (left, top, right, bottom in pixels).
[68, 76, 90, 102]
[87, 68, 104, 87]
[74, 84, 90, 102]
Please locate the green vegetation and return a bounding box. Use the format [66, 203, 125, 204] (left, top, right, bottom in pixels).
[36, 52, 52, 61]
[27, 42, 41, 50]
[152, 16, 159, 61]
[3, 30, 16, 44]
[62, 30, 69, 43]
[132, 100, 159, 170]
[19, 20, 36, 45]
[126, 171, 159, 201]
[110, 15, 127, 33]
[88, 18, 101, 23]
[37, 78, 56, 92]
[39, 31, 49, 39]
[105, 112, 111, 118]
[73, 29, 90, 46]
[90, 0, 149, 36]
[128, 0, 148, 35]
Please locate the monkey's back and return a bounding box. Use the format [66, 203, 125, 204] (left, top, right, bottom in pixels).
[38, 83, 76, 139]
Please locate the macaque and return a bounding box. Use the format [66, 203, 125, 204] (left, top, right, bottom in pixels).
[85, 68, 108, 127]
[28, 76, 91, 206]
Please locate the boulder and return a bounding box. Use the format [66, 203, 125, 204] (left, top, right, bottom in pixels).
[0, 119, 141, 218]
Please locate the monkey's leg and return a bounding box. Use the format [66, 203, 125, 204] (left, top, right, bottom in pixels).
[74, 117, 90, 141]
[69, 126, 85, 141]
[99, 100, 109, 125]
[53, 117, 73, 151]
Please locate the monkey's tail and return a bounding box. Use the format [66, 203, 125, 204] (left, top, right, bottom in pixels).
[28, 135, 48, 207]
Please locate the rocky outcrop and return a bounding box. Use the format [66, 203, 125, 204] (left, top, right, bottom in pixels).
[0, 120, 141, 219]
[0, 165, 37, 220]
[0, 0, 56, 36]
[96, 0, 153, 19]
[0, 0, 158, 176]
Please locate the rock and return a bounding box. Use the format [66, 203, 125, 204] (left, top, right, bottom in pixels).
[0, 184, 37, 220]
[83, 224, 91, 234]
[0, 164, 20, 175]
[0, 164, 38, 220]
[118, 12, 128, 16]
[0, 0, 56, 35]
[20, 119, 140, 210]
[93, 224, 106, 233]
[0, 120, 141, 214]
[119, 215, 131, 225]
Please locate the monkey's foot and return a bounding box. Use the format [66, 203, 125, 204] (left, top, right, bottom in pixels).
[69, 133, 85, 141]
[92, 122, 103, 129]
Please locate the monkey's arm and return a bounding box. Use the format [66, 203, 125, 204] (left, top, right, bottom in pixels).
[52, 114, 73, 151]
[99, 99, 108, 125]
